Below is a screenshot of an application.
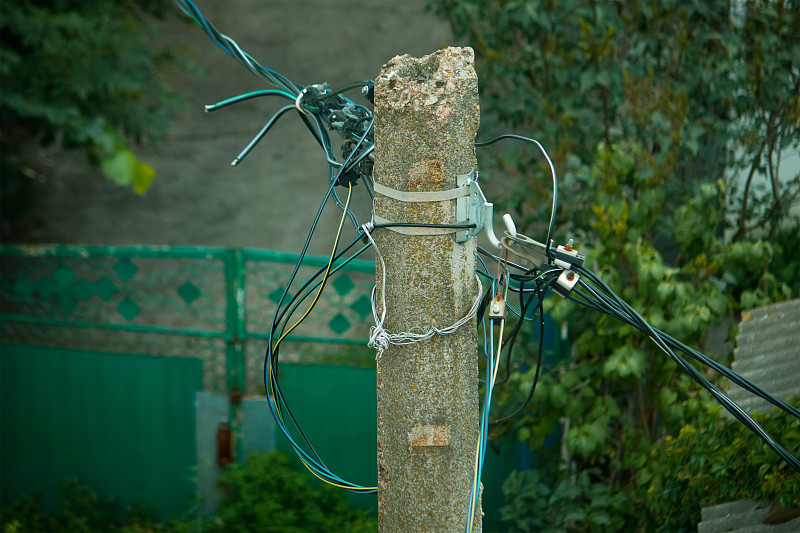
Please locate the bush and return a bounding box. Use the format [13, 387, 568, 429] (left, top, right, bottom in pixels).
[648, 397, 800, 531]
[196, 450, 377, 533]
[1, 480, 165, 533]
[2, 451, 377, 533]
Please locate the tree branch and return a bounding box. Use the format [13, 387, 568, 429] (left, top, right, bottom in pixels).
[732, 142, 766, 242]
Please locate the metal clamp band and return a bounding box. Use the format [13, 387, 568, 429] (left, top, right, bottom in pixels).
[373, 182, 471, 203]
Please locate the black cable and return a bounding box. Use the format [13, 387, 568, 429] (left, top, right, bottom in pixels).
[265, 180, 338, 466]
[232, 105, 296, 166]
[176, 0, 301, 93]
[315, 80, 371, 101]
[573, 264, 800, 419]
[490, 275, 559, 424]
[478, 246, 533, 276]
[475, 134, 558, 259]
[569, 264, 800, 472]
[264, 121, 372, 460]
[343, 145, 374, 174]
[493, 281, 540, 386]
[272, 234, 366, 339]
[373, 222, 477, 230]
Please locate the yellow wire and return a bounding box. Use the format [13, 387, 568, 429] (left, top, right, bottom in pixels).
[266, 184, 377, 491]
[468, 272, 509, 532]
[299, 454, 377, 491]
[268, 183, 353, 423]
[273, 182, 352, 351]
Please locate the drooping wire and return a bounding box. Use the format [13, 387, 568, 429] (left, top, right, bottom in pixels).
[231, 104, 296, 166]
[475, 134, 558, 259]
[573, 264, 800, 420]
[491, 272, 560, 425]
[204, 89, 297, 112]
[265, 182, 378, 492]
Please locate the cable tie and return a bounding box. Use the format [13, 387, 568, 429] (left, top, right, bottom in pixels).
[295, 89, 312, 117]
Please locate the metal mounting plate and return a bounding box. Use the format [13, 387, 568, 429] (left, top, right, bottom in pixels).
[455, 169, 492, 243]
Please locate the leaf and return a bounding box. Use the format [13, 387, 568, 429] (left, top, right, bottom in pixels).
[596, 69, 612, 89]
[603, 345, 646, 379]
[100, 148, 137, 187]
[100, 147, 155, 195]
[132, 160, 156, 196]
[580, 69, 597, 92]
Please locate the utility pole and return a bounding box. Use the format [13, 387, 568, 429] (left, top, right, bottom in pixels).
[373, 48, 482, 533]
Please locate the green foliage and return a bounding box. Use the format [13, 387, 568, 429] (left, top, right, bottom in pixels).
[196, 451, 377, 533]
[431, 0, 800, 239]
[490, 143, 796, 531]
[649, 398, 800, 531]
[0, 0, 190, 199]
[500, 468, 631, 532]
[0, 480, 165, 533]
[1, 452, 378, 533]
[431, 3, 800, 529]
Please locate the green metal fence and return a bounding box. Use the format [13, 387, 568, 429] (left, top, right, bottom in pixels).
[0, 244, 555, 530]
[0, 244, 377, 518]
[0, 244, 377, 394]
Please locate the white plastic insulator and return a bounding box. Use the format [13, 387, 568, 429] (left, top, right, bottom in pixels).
[502, 213, 517, 238]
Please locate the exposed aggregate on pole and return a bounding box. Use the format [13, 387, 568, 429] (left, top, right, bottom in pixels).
[373, 47, 482, 533]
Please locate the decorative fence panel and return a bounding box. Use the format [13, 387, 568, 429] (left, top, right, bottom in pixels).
[0, 244, 377, 518]
[1, 245, 377, 394]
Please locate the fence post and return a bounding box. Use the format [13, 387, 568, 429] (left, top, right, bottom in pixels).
[373, 48, 482, 532]
[225, 249, 246, 462]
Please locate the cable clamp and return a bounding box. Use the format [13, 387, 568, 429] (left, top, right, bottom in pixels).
[503, 234, 586, 268]
[488, 294, 507, 320]
[552, 269, 580, 298]
[373, 169, 510, 247]
[455, 169, 491, 244]
[552, 240, 586, 269]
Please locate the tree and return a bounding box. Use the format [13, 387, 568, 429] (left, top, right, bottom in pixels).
[0, 0, 191, 229]
[429, 0, 800, 530]
[432, 0, 799, 240]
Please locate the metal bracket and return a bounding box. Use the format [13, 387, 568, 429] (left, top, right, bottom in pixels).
[488, 294, 507, 320]
[456, 169, 498, 245]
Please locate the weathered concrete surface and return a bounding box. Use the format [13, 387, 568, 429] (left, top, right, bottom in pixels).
[374, 47, 481, 532]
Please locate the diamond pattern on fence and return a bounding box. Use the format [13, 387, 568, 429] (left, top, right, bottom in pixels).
[1, 246, 377, 394]
[244, 257, 374, 343]
[1, 252, 226, 331]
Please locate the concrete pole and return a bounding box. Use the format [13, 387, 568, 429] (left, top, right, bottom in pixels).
[373, 48, 481, 533]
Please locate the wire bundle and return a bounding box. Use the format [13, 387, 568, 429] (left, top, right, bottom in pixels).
[178, 2, 800, 529]
[567, 264, 800, 471]
[176, 0, 376, 222]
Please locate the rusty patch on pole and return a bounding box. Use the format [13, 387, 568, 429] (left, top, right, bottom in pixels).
[409, 424, 451, 447]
